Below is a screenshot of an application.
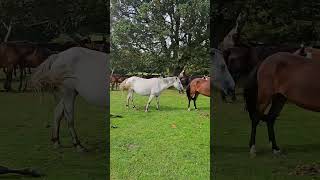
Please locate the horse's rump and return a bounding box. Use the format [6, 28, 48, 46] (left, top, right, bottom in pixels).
[258, 52, 320, 111]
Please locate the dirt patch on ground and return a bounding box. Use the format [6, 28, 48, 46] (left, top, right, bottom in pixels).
[289, 163, 320, 176]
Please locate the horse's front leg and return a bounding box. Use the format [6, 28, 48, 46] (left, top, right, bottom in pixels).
[126, 90, 133, 108]
[145, 94, 155, 112]
[18, 65, 24, 92]
[156, 96, 160, 110]
[4, 65, 13, 91]
[249, 113, 259, 157]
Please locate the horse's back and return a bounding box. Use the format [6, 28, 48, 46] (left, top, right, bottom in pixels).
[53, 47, 108, 107]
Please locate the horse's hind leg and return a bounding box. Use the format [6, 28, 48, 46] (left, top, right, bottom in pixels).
[52, 100, 64, 148]
[63, 90, 86, 152]
[265, 94, 286, 154]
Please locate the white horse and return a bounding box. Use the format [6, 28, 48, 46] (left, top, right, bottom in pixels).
[30, 47, 108, 152]
[120, 76, 184, 112]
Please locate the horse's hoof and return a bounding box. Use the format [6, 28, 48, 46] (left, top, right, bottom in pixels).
[249, 145, 257, 158]
[76, 145, 88, 153]
[132, 106, 136, 108]
[187, 108, 191, 111]
[273, 149, 281, 155]
[53, 142, 61, 149]
[195, 108, 198, 111]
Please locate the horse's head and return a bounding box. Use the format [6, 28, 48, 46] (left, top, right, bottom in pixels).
[211, 48, 235, 95]
[173, 76, 184, 94]
[294, 44, 313, 59]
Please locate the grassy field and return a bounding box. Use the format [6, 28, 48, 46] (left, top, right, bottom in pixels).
[0, 90, 106, 179]
[214, 89, 320, 180]
[110, 89, 210, 179]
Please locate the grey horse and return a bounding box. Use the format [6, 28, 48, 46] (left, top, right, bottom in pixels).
[30, 47, 108, 152]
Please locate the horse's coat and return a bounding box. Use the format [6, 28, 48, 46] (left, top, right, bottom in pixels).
[244, 52, 320, 156]
[30, 47, 108, 151]
[120, 76, 184, 112]
[186, 78, 210, 111]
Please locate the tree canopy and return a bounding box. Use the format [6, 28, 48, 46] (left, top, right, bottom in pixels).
[0, 0, 109, 42]
[111, 0, 210, 75]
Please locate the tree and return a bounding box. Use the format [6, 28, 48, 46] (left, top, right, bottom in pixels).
[111, 0, 210, 75]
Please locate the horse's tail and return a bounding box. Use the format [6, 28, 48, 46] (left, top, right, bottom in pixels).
[243, 66, 259, 117]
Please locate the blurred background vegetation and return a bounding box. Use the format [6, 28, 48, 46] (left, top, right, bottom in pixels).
[0, 0, 109, 45]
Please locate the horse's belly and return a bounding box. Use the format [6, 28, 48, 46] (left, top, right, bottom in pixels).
[132, 87, 150, 96]
[286, 80, 320, 111]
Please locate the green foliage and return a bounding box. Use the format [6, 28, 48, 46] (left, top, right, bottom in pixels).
[111, 0, 210, 75]
[0, 0, 109, 42]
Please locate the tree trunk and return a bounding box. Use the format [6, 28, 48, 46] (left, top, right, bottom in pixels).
[2, 21, 13, 42]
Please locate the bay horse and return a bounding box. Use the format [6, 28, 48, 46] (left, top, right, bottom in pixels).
[110, 74, 127, 90]
[120, 76, 184, 112]
[186, 77, 210, 111]
[222, 45, 298, 102]
[0, 42, 52, 91]
[110, 74, 121, 90]
[30, 47, 108, 152]
[244, 52, 320, 156]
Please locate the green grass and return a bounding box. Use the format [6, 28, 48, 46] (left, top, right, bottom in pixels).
[0, 90, 106, 180]
[214, 89, 320, 180]
[110, 89, 210, 180]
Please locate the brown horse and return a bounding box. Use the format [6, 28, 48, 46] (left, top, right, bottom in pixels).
[110, 74, 127, 90]
[244, 52, 320, 156]
[222, 45, 299, 102]
[186, 77, 210, 111]
[0, 42, 52, 91]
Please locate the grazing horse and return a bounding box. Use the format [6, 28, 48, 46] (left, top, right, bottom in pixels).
[120, 76, 184, 112]
[30, 47, 108, 152]
[244, 52, 320, 156]
[221, 45, 298, 102]
[0, 42, 52, 91]
[110, 74, 121, 90]
[186, 77, 210, 111]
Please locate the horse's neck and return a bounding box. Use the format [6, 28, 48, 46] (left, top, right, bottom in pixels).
[159, 78, 174, 90]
